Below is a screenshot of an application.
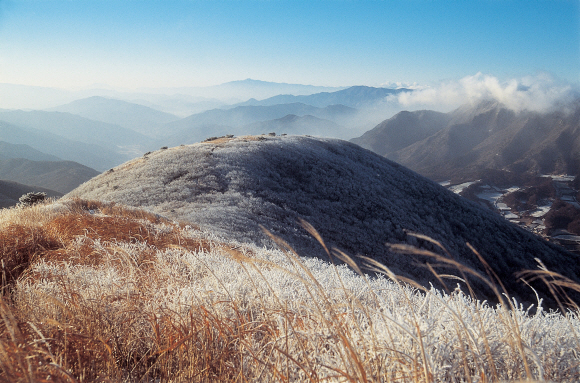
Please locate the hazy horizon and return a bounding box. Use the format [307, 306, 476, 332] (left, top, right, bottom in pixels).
[0, 0, 578, 113]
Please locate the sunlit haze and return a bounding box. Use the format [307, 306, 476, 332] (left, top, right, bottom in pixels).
[0, 0, 578, 91]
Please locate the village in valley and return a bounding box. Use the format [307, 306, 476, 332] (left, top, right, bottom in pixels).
[444, 175, 580, 254]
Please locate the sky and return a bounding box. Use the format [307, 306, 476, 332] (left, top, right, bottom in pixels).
[0, 0, 578, 90]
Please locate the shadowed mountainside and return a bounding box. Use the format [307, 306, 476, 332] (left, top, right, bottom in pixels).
[0, 179, 61, 208]
[67, 135, 580, 306]
[351, 110, 451, 156]
[0, 158, 99, 194]
[353, 100, 580, 181]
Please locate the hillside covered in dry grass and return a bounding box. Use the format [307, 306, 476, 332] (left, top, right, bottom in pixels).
[0, 198, 579, 382]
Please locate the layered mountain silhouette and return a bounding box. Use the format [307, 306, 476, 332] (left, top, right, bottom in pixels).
[48, 96, 180, 135]
[237, 86, 406, 108]
[0, 79, 343, 110]
[0, 109, 154, 152]
[158, 103, 357, 146]
[353, 100, 580, 181]
[0, 179, 61, 208]
[0, 140, 98, 193]
[0, 120, 129, 170]
[0, 141, 62, 161]
[66, 135, 580, 306]
[187, 78, 344, 101]
[128, 96, 226, 118]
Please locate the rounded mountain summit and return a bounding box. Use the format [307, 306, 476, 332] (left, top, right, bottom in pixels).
[67, 135, 580, 306]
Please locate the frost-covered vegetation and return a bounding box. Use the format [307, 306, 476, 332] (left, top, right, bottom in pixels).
[67, 135, 580, 307]
[17, 191, 46, 208]
[0, 198, 579, 382]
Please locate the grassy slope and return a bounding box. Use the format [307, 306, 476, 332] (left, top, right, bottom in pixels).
[0, 198, 578, 382]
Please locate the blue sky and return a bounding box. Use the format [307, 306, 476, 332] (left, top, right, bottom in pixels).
[0, 0, 578, 89]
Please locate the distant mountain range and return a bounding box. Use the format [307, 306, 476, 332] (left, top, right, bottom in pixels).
[0, 140, 62, 161]
[124, 96, 226, 118]
[66, 135, 580, 307]
[158, 103, 358, 146]
[48, 96, 180, 135]
[353, 99, 580, 181]
[0, 109, 154, 150]
[0, 79, 345, 110]
[0, 82, 408, 172]
[0, 120, 128, 171]
[242, 114, 344, 137]
[177, 78, 345, 101]
[2, 82, 577, 192]
[236, 86, 406, 109]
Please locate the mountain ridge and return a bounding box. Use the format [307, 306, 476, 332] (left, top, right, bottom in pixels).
[0, 120, 127, 171]
[241, 114, 345, 137]
[158, 103, 357, 146]
[352, 99, 580, 181]
[351, 110, 450, 156]
[48, 96, 180, 135]
[0, 109, 154, 149]
[236, 85, 407, 108]
[0, 140, 62, 161]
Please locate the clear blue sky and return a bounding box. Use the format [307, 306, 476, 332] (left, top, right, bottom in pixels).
[0, 0, 578, 89]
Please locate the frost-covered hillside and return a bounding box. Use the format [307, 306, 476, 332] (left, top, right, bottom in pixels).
[67, 135, 580, 306]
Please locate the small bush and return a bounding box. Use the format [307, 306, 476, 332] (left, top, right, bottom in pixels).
[17, 192, 46, 208]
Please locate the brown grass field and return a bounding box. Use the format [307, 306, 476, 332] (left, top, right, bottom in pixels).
[0, 198, 579, 382]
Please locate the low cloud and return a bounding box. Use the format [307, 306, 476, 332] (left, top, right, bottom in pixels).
[392, 72, 577, 113]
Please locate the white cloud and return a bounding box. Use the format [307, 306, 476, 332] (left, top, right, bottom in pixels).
[394, 72, 577, 113]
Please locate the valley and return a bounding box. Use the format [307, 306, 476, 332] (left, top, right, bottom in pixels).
[444, 174, 580, 253]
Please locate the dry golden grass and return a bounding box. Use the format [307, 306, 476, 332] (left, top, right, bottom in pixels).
[0, 198, 578, 382]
